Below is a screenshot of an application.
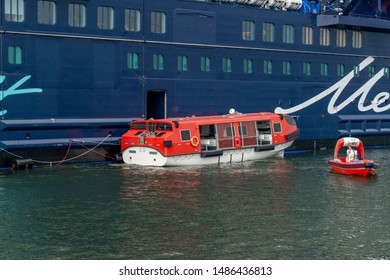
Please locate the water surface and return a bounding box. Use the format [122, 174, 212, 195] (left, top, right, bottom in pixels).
[0, 149, 389, 259]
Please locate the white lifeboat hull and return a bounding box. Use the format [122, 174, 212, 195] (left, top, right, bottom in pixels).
[122, 141, 293, 167]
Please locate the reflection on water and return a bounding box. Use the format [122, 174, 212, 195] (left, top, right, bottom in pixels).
[330, 172, 378, 188]
[0, 149, 390, 260]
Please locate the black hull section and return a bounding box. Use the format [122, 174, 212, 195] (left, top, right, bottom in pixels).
[289, 134, 390, 152]
[1, 0, 390, 167]
[0, 145, 122, 170]
[3, 133, 390, 169]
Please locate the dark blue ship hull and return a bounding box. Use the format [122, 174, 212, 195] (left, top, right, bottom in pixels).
[1, 0, 390, 167]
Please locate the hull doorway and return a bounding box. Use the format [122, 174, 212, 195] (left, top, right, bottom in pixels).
[146, 90, 167, 120]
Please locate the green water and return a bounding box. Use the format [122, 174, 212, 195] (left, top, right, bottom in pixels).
[0, 149, 389, 259]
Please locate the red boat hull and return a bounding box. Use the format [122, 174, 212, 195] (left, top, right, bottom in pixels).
[328, 159, 379, 176]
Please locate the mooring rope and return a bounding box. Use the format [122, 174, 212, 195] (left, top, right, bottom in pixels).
[0, 148, 24, 159]
[70, 138, 116, 161]
[1, 134, 116, 166]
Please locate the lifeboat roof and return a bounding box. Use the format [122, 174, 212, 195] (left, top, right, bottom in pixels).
[168, 111, 278, 125]
[339, 137, 361, 147]
[334, 137, 365, 159]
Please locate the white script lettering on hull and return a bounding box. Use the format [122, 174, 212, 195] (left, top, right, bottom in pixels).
[274, 57, 390, 115]
[0, 75, 43, 116]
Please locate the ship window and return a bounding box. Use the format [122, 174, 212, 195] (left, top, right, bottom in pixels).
[336, 30, 346, 48]
[337, 64, 345, 77]
[127, 53, 139, 69]
[273, 122, 282, 133]
[125, 9, 141, 32]
[201, 56, 211, 72]
[4, 0, 24, 22]
[68, 4, 86, 27]
[242, 20, 255, 41]
[264, 60, 272, 75]
[321, 63, 328, 76]
[319, 28, 330, 46]
[283, 61, 291, 75]
[369, 65, 375, 78]
[302, 26, 313, 45]
[352, 31, 362, 49]
[303, 62, 311, 76]
[354, 65, 360, 77]
[244, 59, 253, 74]
[8, 46, 22, 64]
[282, 24, 294, 44]
[262, 22, 275, 42]
[151, 11, 166, 34]
[153, 54, 164, 70]
[178, 55, 188, 71]
[385, 67, 390, 78]
[98, 6, 114, 30]
[222, 58, 232, 73]
[180, 130, 191, 141]
[38, 1, 56, 25]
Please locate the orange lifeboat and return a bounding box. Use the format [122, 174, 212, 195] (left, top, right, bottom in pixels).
[328, 137, 379, 176]
[120, 109, 299, 167]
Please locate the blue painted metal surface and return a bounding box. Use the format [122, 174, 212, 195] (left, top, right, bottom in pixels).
[0, 0, 390, 165]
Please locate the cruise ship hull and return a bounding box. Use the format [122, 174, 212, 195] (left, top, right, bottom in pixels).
[1, 0, 390, 167]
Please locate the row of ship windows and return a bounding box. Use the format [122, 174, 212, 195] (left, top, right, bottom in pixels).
[4, 0, 164, 32]
[8, 46, 389, 79]
[142, 54, 387, 78]
[245, 22, 362, 49]
[5, 0, 361, 48]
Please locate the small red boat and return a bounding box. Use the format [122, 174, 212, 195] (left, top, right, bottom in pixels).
[328, 137, 379, 176]
[121, 109, 299, 166]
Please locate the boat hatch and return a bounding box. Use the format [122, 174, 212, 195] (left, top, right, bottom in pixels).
[256, 120, 272, 145]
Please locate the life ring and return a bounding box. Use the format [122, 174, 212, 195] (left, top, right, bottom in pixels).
[190, 136, 200, 147]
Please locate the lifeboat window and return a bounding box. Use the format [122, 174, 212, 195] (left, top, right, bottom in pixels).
[273, 122, 282, 133]
[147, 122, 155, 132]
[131, 122, 147, 130]
[200, 125, 216, 138]
[225, 126, 235, 137]
[156, 122, 172, 131]
[238, 125, 247, 136]
[240, 122, 257, 147]
[180, 130, 191, 141]
[216, 123, 234, 149]
[285, 115, 297, 126]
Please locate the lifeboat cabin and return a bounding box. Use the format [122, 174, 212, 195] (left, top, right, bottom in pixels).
[328, 137, 379, 176]
[120, 109, 299, 167]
